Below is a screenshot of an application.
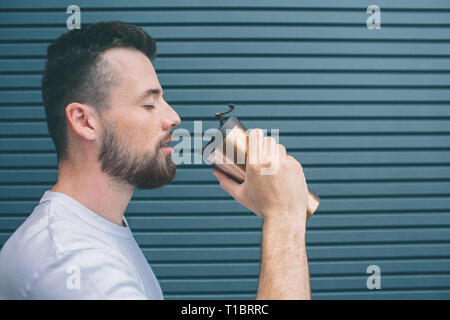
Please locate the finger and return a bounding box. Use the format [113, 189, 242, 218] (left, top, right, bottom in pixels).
[277, 144, 287, 160]
[286, 154, 296, 162]
[212, 169, 241, 200]
[286, 155, 304, 173]
[248, 129, 264, 165]
[261, 136, 277, 162]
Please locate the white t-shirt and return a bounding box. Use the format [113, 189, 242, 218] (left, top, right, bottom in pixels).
[0, 190, 163, 300]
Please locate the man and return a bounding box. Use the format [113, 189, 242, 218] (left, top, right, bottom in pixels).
[0, 21, 310, 299]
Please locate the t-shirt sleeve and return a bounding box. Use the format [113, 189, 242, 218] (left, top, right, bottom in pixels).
[26, 249, 148, 300]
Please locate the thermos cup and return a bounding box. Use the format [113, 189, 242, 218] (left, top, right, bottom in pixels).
[203, 104, 320, 220]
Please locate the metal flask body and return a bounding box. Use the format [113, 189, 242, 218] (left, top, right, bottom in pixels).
[203, 115, 320, 220]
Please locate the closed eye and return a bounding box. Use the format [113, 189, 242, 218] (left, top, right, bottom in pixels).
[143, 105, 155, 109]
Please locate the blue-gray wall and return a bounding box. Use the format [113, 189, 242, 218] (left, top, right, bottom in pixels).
[1, 0, 450, 299]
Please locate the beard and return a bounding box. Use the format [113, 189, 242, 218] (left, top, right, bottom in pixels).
[98, 125, 176, 190]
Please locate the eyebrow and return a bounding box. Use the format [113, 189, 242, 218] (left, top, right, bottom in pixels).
[137, 88, 162, 103]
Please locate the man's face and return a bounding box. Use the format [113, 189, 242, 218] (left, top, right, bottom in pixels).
[97, 48, 181, 189]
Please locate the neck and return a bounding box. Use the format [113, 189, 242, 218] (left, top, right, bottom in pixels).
[51, 159, 135, 226]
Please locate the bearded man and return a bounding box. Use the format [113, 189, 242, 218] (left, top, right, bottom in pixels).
[0, 21, 311, 300]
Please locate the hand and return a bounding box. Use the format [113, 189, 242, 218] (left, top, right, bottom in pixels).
[212, 128, 309, 222]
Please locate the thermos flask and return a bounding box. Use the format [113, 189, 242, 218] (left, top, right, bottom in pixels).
[203, 104, 320, 220]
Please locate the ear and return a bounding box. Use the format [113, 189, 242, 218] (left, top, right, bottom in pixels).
[65, 102, 100, 141]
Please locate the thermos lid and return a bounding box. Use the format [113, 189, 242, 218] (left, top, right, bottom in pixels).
[202, 116, 242, 155]
[202, 104, 246, 155]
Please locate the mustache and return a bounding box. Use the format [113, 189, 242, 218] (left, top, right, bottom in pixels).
[159, 132, 173, 147]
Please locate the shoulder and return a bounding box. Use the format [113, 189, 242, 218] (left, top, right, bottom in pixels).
[26, 248, 147, 299]
[0, 200, 114, 272]
[0, 201, 58, 298]
[0, 200, 143, 299]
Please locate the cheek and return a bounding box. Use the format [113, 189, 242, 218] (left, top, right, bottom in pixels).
[114, 112, 160, 153]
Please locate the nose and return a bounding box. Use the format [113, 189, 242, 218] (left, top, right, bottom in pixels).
[162, 103, 181, 131]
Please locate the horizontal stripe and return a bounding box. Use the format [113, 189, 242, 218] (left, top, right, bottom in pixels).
[1, 119, 450, 135]
[157, 274, 450, 292]
[2, 229, 450, 248]
[4, 73, 450, 87]
[166, 290, 450, 299]
[2, 166, 450, 183]
[1, 150, 450, 168]
[1, 26, 450, 41]
[151, 259, 450, 277]
[1, 0, 450, 10]
[1, 11, 450, 25]
[2, 212, 450, 231]
[1, 197, 450, 214]
[140, 242, 450, 262]
[3, 57, 450, 73]
[3, 42, 450, 57]
[0, 181, 449, 200]
[2, 104, 450, 119]
[1, 135, 450, 152]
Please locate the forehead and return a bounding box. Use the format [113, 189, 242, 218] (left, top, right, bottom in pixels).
[101, 47, 160, 99]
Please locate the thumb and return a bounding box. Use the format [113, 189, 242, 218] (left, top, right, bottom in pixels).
[212, 169, 241, 200]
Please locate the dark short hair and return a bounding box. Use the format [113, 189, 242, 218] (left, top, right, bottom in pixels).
[41, 21, 157, 161]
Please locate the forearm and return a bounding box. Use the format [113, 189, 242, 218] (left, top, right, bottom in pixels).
[256, 214, 311, 300]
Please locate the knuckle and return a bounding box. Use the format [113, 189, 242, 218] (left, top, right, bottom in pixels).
[248, 129, 264, 144]
[297, 163, 305, 176]
[249, 128, 263, 137]
[246, 162, 259, 173]
[286, 155, 302, 171]
[286, 155, 295, 162]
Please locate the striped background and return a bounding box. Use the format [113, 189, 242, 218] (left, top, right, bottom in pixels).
[1, 0, 450, 299]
